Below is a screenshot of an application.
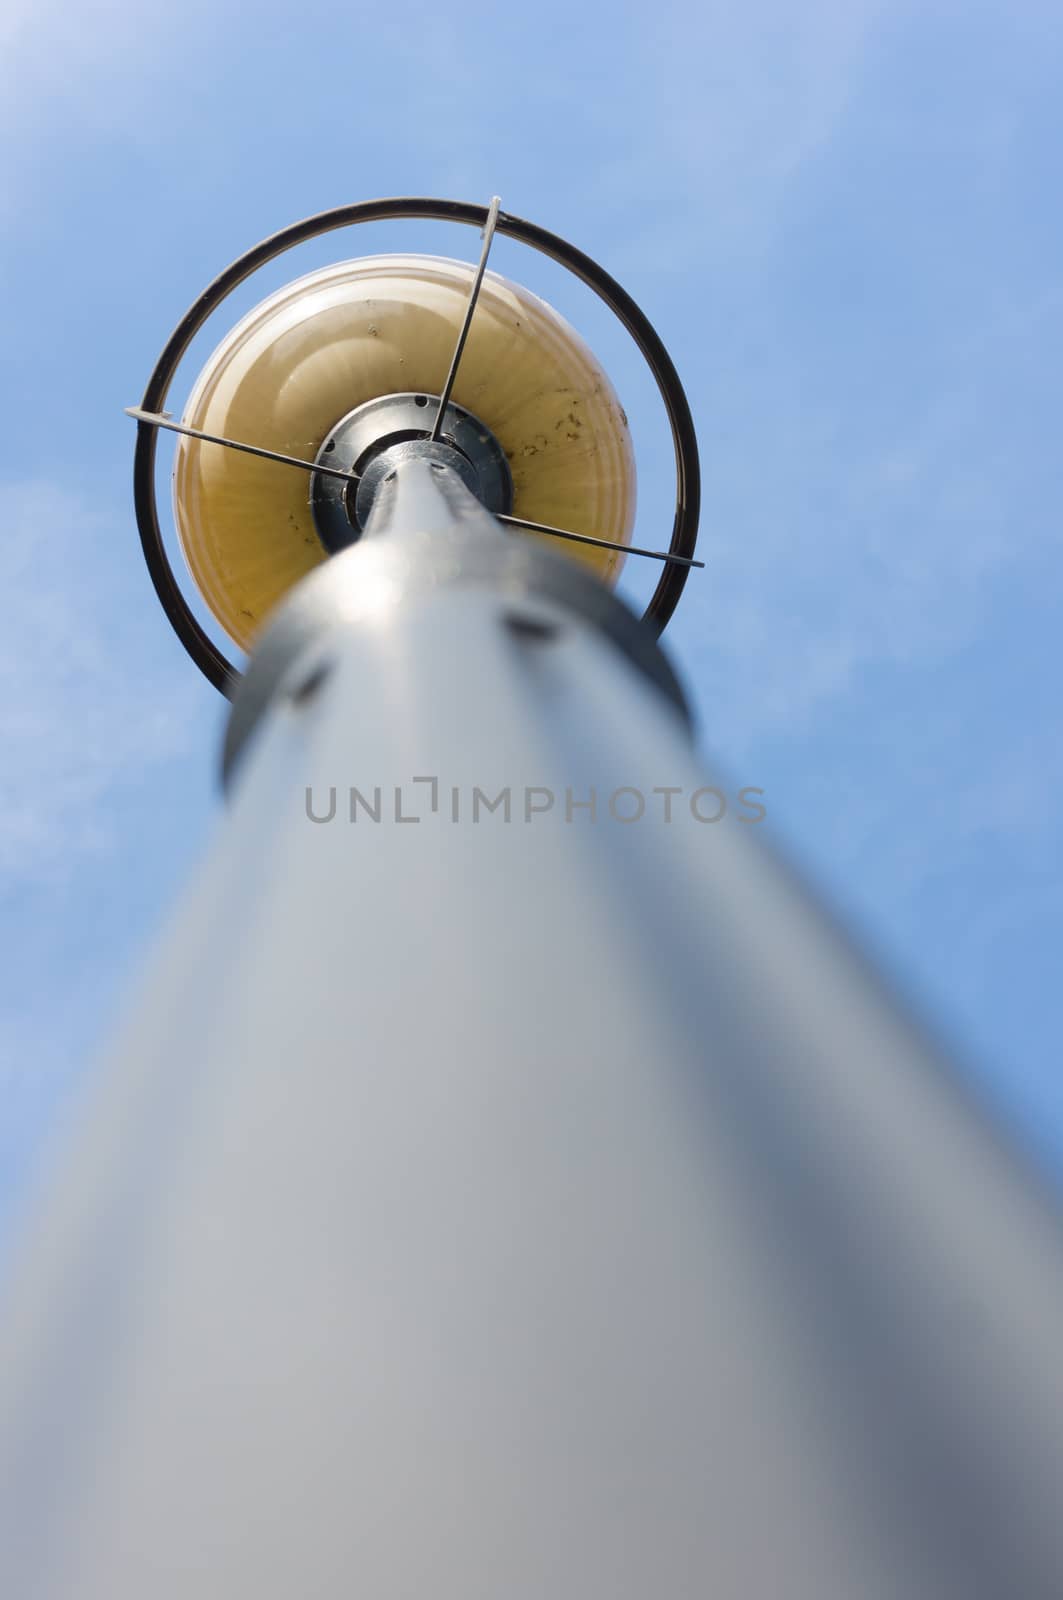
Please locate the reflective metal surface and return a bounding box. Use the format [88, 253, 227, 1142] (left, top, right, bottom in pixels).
[308, 392, 513, 551]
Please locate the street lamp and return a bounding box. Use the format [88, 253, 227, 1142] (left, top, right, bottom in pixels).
[2, 197, 1063, 1600]
[128, 196, 700, 694]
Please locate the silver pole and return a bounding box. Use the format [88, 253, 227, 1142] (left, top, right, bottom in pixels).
[3, 463, 1063, 1599]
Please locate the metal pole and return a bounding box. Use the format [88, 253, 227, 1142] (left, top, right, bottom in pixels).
[3, 462, 1063, 1599]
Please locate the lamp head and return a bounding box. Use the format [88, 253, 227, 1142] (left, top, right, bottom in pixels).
[173, 254, 636, 653]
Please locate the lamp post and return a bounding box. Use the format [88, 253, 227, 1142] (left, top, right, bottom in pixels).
[2, 198, 1063, 1600]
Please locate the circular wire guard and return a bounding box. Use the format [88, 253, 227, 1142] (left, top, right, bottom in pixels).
[133, 197, 701, 696]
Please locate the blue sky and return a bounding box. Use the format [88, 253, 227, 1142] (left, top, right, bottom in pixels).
[1, 0, 1061, 1244]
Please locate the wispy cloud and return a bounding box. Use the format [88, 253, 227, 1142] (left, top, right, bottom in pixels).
[0, 480, 203, 886]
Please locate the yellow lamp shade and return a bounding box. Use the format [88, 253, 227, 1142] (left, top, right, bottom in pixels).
[173, 254, 636, 652]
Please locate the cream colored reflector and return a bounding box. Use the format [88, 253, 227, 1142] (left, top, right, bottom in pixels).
[173, 254, 637, 652]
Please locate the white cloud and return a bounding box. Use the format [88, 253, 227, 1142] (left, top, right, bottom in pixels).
[0, 0, 217, 210]
[0, 480, 204, 885]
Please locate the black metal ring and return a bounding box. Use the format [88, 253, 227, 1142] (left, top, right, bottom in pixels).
[133, 197, 701, 696]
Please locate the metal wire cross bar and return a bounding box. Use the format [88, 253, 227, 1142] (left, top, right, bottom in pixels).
[124, 406, 699, 568]
[429, 195, 501, 443]
[498, 513, 705, 570]
[124, 409, 360, 485]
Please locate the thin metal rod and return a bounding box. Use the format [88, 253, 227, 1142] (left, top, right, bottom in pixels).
[429, 196, 501, 442]
[125, 408, 360, 486]
[127, 406, 701, 570]
[498, 513, 705, 569]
